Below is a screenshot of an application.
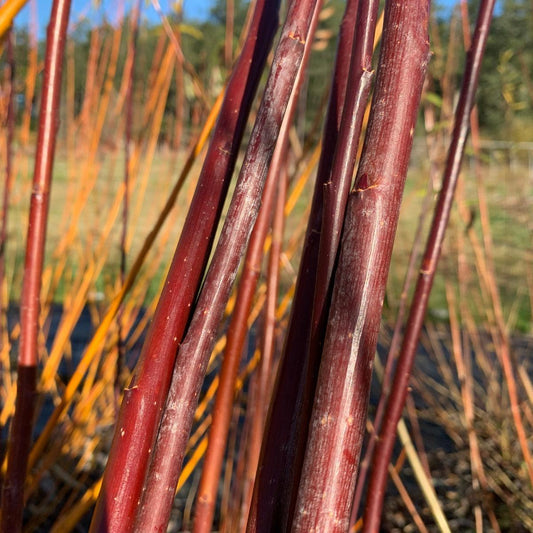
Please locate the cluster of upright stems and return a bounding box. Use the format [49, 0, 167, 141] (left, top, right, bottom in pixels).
[0, 0, 497, 531]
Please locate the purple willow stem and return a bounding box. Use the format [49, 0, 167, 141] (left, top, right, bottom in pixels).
[363, 1, 496, 531]
[89, 2, 280, 531]
[132, 1, 321, 531]
[0, 1, 72, 531]
[247, 2, 360, 530]
[292, 2, 430, 531]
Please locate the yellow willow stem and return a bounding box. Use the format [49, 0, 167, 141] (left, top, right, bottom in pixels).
[284, 143, 321, 216]
[50, 479, 102, 533]
[141, 44, 175, 127]
[0, 0, 28, 38]
[41, 182, 126, 389]
[177, 437, 209, 492]
[130, 50, 176, 241]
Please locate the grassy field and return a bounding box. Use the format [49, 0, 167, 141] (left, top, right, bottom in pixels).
[7, 135, 530, 331]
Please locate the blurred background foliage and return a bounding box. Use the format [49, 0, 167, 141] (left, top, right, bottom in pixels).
[6, 0, 533, 144]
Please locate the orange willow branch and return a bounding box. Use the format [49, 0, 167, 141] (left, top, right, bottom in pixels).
[363, 1, 497, 530]
[0, 1, 71, 531]
[459, 0, 533, 496]
[292, 2, 429, 531]
[90, 1, 280, 531]
[0, 0, 28, 38]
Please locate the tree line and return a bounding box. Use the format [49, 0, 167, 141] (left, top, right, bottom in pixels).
[4, 0, 532, 146]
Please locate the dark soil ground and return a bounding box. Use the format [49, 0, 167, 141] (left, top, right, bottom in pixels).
[3, 306, 532, 531]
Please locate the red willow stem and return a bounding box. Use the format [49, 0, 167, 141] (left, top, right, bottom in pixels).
[235, 3, 322, 527]
[218, 399, 240, 530]
[292, 2, 430, 531]
[246, 2, 360, 530]
[225, 378, 255, 532]
[258, 166, 287, 427]
[350, 96, 440, 521]
[90, 1, 279, 530]
[0, 1, 72, 531]
[238, 370, 261, 531]
[193, 35, 311, 524]
[291, 0, 379, 518]
[242, 160, 289, 527]
[311, 0, 378, 328]
[133, 1, 321, 529]
[363, 1, 496, 531]
[294, 0, 380, 523]
[26, 92, 223, 477]
[211, 12, 322, 525]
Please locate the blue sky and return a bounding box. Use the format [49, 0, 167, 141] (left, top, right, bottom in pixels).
[15, 0, 466, 36]
[16, 0, 214, 31]
[15, 0, 214, 36]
